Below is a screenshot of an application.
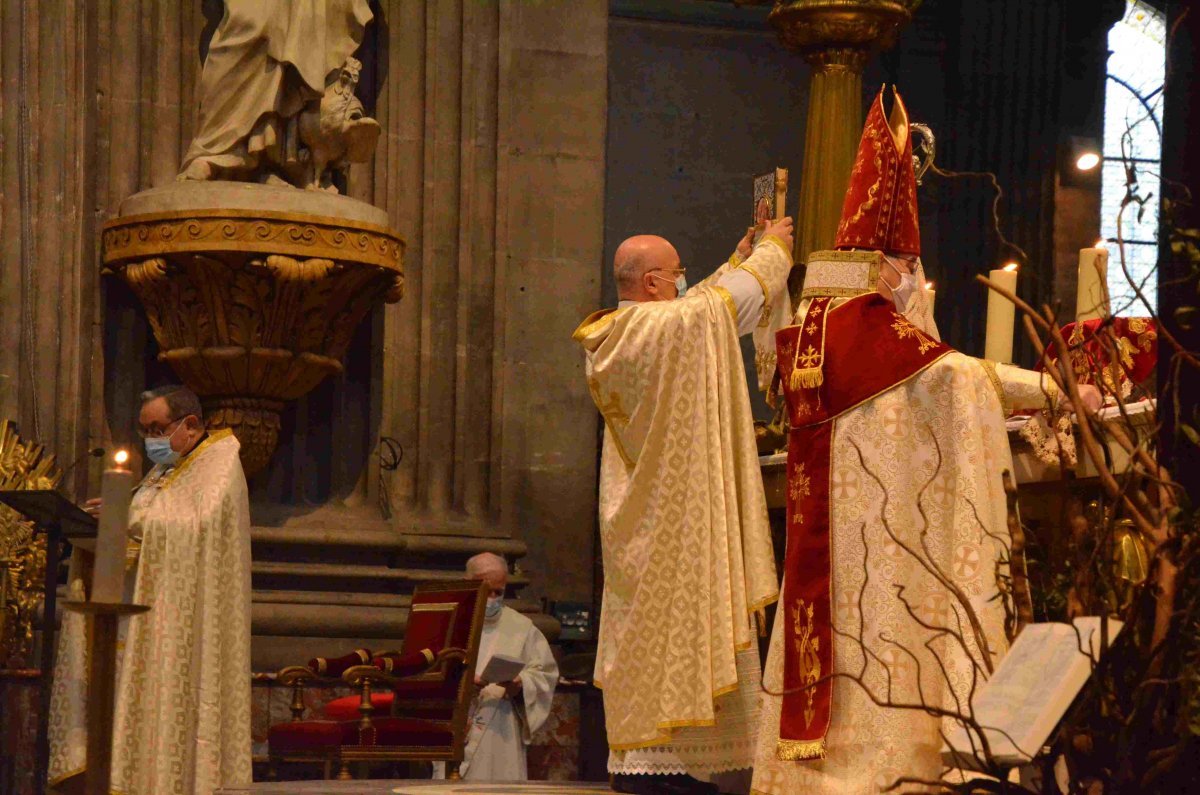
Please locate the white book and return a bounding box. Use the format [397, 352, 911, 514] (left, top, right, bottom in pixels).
[943, 617, 1122, 769]
[479, 653, 524, 685]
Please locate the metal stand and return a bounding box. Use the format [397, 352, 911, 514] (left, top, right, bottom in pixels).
[60, 601, 148, 795]
[36, 519, 62, 795]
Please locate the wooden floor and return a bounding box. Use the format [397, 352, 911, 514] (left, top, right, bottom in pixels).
[218, 781, 615, 795]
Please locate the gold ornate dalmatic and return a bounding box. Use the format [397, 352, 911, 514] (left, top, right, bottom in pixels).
[574, 238, 791, 767]
[49, 431, 252, 795]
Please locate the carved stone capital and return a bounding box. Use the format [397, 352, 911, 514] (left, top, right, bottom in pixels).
[769, 0, 918, 63]
[102, 201, 406, 476]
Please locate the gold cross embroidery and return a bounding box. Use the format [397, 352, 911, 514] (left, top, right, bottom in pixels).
[798, 345, 821, 368]
[806, 322, 818, 335]
[890, 314, 938, 355]
[789, 462, 812, 501]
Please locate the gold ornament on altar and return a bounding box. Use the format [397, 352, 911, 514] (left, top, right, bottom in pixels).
[0, 420, 62, 667]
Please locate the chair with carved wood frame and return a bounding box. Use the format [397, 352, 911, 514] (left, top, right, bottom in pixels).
[267, 579, 488, 780]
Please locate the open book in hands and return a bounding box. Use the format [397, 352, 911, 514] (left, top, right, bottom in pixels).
[478, 653, 524, 685]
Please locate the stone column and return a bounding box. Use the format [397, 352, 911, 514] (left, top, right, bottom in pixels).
[766, 0, 918, 293]
[366, 0, 607, 602]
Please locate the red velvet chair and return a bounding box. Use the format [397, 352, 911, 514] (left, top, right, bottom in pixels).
[267, 580, 488, 780]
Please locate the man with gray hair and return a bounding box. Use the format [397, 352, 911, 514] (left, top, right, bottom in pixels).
[443, 552, 558, 781]
[50, 384, 252, 794]
[574, 218, 794, 794]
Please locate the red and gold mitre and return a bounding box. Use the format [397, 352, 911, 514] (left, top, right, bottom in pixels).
[834, 86, 921, 257]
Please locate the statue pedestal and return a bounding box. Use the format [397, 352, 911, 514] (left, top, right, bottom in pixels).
[102, 183, 405, 476]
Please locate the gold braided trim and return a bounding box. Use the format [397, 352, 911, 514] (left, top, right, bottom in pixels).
[729, 251, 745, 268]
[776, 737, 827, 761]
[712, 285, 738, 326]
[978, 358, 1010, 417]
[604, 677, 747, 750]
[760, 234, 793, 265]
[801, 249, 882, 300]
[749, 591, 781, 614]
[159, 428, 235, 488]
[739, 263, 773, 328]
[572, 307, 625, 342]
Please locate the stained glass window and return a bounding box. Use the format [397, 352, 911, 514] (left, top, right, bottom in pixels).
[1101, 0, 1165, 315]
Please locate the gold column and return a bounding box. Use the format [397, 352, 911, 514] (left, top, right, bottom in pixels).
[766, 0, 920, 292]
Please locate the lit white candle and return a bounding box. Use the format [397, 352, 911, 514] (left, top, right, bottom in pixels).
[984, 263, 1019, 363]
[92, 450, 134, 604]
[1075, 241, 1110, 322]
[925, 281, 936, 316]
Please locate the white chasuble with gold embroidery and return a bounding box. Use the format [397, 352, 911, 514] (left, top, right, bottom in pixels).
[752, 291, 1053, 795]
[574, 238, 790, 775]
[50, 430, 253, 794]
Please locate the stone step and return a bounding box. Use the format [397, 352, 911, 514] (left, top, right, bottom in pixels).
[249, 560, 533, 592]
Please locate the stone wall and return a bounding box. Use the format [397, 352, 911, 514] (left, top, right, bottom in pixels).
[0, 0, 605, 612]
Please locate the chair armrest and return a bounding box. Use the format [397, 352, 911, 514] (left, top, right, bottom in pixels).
[276, 665, 343, 721]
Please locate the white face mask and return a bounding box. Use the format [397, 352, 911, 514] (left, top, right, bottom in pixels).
[882, 256, 919, 313]
[889, 258, 941, 341]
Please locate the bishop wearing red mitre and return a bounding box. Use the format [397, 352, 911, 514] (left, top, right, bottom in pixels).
[751, 86, 1099, 794]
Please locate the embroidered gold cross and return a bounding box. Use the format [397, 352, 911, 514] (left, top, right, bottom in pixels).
[797, 345, 821, 368]
[789, 462, 812, 501]
[890, 314, 938, 354]
[806, 322, 818, 335]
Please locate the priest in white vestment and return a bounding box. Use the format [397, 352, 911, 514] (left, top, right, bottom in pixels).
[49, 385, 252, 795]
[453, 552, 559, 781]
[751, 87, 1100, 795]
[574, 217, 795, 795]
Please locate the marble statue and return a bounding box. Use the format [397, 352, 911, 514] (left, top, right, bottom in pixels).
[179, 0, 380, 192]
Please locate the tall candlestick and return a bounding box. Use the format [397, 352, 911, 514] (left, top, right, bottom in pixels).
[925, 281, 936, 316]
[984, 264, 1019, 363]
[1075, 243, 1110, 322]
[92, 450, 133, 603]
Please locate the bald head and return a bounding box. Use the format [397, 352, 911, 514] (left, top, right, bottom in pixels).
[614, 235, 681, 302]
[466, 552, 508, 596]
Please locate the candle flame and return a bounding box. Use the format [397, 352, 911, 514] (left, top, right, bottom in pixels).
[114, 449, 129, 465]
[1003, 262, 1019, 272]
[925, 282, 934, 290]
[1095, 238, 1107, 249]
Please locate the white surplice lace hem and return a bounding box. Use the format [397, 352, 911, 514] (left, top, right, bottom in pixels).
[608, 649, 762, 776]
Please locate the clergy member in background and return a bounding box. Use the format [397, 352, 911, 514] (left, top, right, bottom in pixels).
[454, 552, 558, 781]
[751, 86, 1100, 795]
[573, 217, 794, 795]
[49, 385, 252, 795]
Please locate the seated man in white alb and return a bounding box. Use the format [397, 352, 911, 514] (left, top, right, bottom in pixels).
[449, 552, 559, 780]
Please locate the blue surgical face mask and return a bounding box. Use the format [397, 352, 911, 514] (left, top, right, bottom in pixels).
[485, 595, 503, 618]
[144, 422, 184, 467]
[674, 274, 687, 298]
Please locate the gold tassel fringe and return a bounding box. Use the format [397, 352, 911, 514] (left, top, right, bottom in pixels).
[789, 367, 823, 392]
[776, 737, 827, 761]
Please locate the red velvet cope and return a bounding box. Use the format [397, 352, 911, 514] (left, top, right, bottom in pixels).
[774, 293, 951, 756]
